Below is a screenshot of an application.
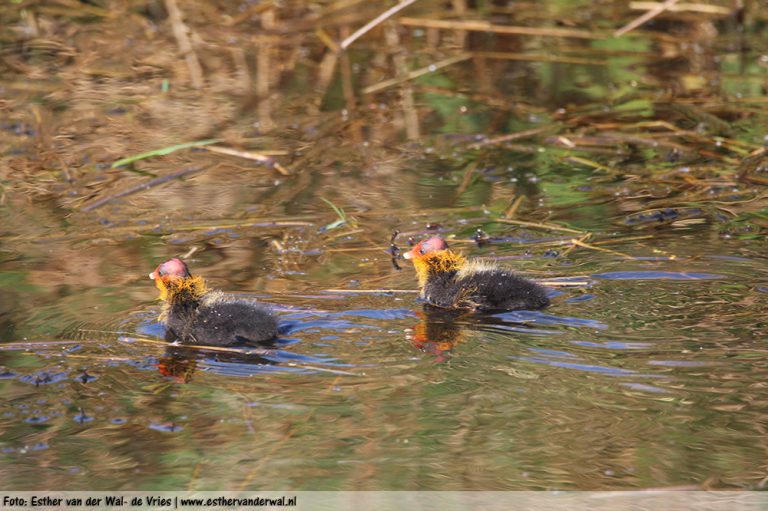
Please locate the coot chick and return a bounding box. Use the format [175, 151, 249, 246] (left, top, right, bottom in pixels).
[149, 258, 278, 345]
[403, 237, 550, 311]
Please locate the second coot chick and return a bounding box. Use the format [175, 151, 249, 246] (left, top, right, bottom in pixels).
[403, 237, 550, 311]
[149, 258, 278, 346]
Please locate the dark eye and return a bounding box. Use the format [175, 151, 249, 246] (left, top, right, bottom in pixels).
[419, 246, 426, 255]
[158, 266, 168, 276]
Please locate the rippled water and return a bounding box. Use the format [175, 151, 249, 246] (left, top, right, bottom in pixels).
[2, 0, 768, 491]
[1, 198, 766, 490]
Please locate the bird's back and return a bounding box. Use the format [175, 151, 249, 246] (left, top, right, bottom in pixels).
[421, 266, 549, 311]
[166, 292, 278, 345]
[458, 269, 550, 311]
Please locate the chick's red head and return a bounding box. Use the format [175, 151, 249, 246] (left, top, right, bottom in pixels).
[149, 258, 191, 281]
[149, 258, 206, 303]
[403, 237, 449, 260]
[403, 237, 465, 289]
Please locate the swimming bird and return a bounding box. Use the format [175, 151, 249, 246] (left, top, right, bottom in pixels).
[403, 237, 550, 311]
[149, 258, 278, 345]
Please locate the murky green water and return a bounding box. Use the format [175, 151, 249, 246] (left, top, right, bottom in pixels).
[1, 0, 768, 491]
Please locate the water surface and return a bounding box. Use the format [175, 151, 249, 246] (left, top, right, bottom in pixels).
[1, 0, 767, 491]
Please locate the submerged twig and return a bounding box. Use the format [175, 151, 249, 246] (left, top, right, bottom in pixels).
[82, 166, 206, 212]
[363, 53, 471, 94]
[454, 161, 478, 199]
[472, 51, 609, 67]
[493, 218, 585, 235]
[561, 233, 591, 258]
[537, 279, 591, 287]
[3, 216, 316, 244]
[285, 364, 361, 376]
[0, 340, 85, 350]
[565, 156, 612, 172]
[504, 196, 525, 219]
[592, 235, 654, 245]
[468, 125, 555, 149]
[398, 17, 604, 39]
[316, 28, 340, 52]
[323, 289, 419, 294]
[569, 238, 636, 259]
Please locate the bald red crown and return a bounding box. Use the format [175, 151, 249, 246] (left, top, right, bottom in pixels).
[149, 258, 191, 280]
[404, 237, 449, 259]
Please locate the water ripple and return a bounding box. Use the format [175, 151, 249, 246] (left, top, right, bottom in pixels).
[494, 310, 609, 330]
[593, 271, 725, 280]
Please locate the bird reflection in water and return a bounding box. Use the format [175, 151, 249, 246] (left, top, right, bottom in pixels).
[407, 308, 469, 362]
[156, 343, 279, 383]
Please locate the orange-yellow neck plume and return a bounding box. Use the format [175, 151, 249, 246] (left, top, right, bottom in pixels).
[154, 275, 208, 304]
[410, 250, 466, 289]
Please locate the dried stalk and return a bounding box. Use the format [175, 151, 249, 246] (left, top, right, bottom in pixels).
[384, 22, 420, 140]
[340, 0, 420, 50]
[256, 41, 274, 131]
[468, 125, 554, 149]
[629, 1, 732, 16]
[363, 53, 471, 94]
[205, 146, 290, 175]
[614, 0, 681, 36]
[493, 218, 585, 235]
[473, 51, 609, 66]
[164, 0, 204, 89]
[398, 17, 604, 39]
